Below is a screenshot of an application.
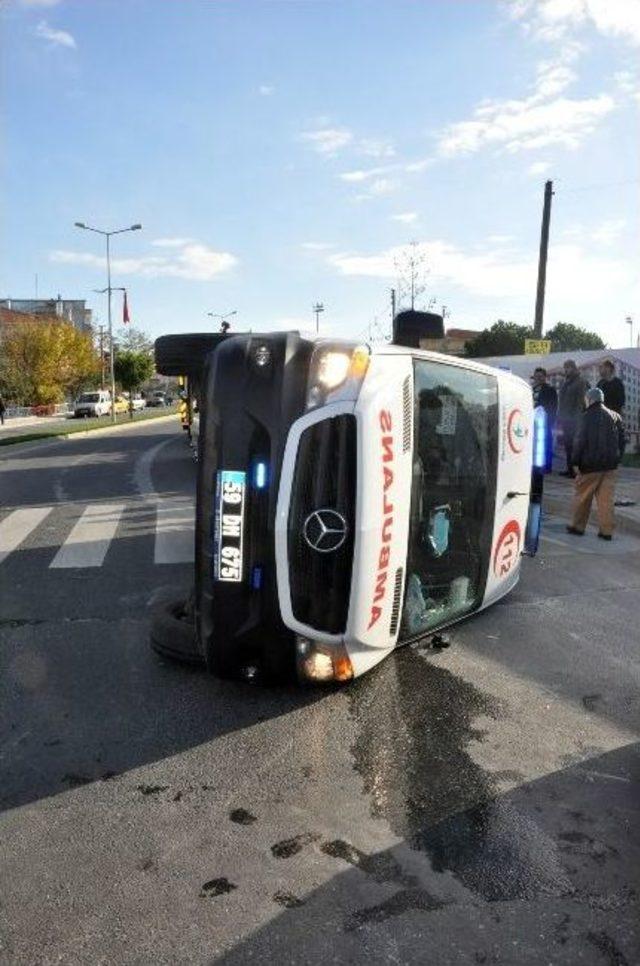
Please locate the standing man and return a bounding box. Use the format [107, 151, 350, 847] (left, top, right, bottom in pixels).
[0, 394, 5, 426]
[597, 359, 625, 415]
[557, 359, 588, 477]
[531, 367, 558, 473]
[566, 387, 626, 540]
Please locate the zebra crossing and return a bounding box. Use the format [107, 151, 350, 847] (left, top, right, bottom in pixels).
[0, 499, 195, 569]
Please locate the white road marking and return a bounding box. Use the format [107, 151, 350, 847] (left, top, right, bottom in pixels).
[154, 499, 194, 564]
[50, 503, 126, 569]
[0, 507, 52, 564]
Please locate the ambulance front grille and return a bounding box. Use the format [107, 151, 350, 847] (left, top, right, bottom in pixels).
[287, 414, 357, 634]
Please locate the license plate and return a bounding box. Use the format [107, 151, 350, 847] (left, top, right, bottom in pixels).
[213, 470, 246, 582]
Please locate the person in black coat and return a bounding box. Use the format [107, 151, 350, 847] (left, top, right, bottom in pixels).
[597, 359, 625, 415]
[531, 367, 557, 473]
[566, 387, 626, 540]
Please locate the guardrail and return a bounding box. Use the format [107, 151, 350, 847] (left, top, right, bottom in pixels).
[5, 404, 72, 420]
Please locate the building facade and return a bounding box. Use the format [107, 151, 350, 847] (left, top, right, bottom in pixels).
[0, 297, 92, 334]
[419, 328, 481, 356]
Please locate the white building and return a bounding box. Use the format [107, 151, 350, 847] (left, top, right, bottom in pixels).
[478, 348, 640, 437]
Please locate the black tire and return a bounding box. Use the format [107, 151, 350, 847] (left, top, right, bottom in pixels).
[154, 333, 228, 377]
[392, 310, 444, 348]
[149, 593, 205, 666]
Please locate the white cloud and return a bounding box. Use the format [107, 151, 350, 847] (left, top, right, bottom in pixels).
[151, 237, 194, 248]
[591, 218, 626, 245]
[509, 0, 640, 46]
[355, 177, 399, 201]
[50, 240, 237, 281]
[391, 212, 418, 224]
[487, 234, 516, 243]
[301, 242, 334, 251]
[527, 160, 552, 174]
[300, 127, 353, 156]
[614, 69, 640, 102]
[339, 165, 392, 183]
[258, 85, 275, 96]
[439, 90, 613, 156]
[35, 19, 76, 48]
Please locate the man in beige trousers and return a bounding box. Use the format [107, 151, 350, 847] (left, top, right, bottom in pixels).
[566, 387, 626, 540]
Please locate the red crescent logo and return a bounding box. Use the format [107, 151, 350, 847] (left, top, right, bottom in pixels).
[493, 519, 521, 578]
[507, 408, 526, 454]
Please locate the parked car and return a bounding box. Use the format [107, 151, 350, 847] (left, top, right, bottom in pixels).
[129, 394, 146, 411]
[74, 390, 111, 418]
[112, 395, 128, 415]
[146, 390, 168, 407]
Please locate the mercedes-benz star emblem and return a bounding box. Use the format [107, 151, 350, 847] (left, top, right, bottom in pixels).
[303, 508, 348, 553]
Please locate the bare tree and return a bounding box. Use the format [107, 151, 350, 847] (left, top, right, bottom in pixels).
[394, 241, 430, 311]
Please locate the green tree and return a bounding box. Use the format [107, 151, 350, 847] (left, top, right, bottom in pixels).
[545, 322, 605, 352]
[465, 320, 535, 357]
[114, 349, 154, 417]
[0, 319, 99, 405]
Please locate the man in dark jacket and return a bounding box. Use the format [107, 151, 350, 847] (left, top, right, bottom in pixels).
[597, 359, 625, 415]
[531, 367, 557, 473]
[566, 387, 626, 540]
[558, 359, 588, 477]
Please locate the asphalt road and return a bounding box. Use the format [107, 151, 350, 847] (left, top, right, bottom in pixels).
[0, 421, 638, 966]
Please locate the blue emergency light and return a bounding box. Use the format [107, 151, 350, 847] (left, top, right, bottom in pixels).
[251, 566, 263, 589]
[254, 461, 268, 489]
[532, 406, 547, 469]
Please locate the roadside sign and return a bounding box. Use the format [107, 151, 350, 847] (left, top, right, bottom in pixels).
[524, 339, 552, 355]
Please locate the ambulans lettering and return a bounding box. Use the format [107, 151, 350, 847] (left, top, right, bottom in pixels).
[368, 410, 394, 630]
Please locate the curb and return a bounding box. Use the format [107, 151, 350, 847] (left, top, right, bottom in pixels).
[0, 414, 179, 457]
[544, 496, 640, 539]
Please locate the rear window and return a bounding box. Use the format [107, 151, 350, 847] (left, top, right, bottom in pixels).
[78, 393, 100, 403]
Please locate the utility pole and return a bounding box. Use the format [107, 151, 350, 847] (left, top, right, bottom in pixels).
[98, 325, 105, 390]
[313, 302, 324, 333]
[390, 288, 396, 322]
[626, 315, 634, 347]
[534, 179, 554, 338]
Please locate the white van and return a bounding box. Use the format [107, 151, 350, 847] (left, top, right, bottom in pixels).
[74, 390, 111, 418]
[153, 329, 541, 684]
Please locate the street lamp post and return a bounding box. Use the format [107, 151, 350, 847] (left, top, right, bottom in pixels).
[626, 315, 634, 348]
[313, 302, 324, 333]
[75, 221, 142, 423]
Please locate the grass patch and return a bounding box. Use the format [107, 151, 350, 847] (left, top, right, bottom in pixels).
[0, 407, 178, 447]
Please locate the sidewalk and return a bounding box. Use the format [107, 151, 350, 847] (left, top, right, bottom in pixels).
[0, 414, 74, 438]
[543, 466, 640, 537]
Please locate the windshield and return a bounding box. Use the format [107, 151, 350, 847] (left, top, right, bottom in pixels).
[78, 393, 100, 403]
[399, 360, 498, 642]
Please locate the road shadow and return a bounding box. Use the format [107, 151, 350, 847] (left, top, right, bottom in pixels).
[213, 730, 639, 966]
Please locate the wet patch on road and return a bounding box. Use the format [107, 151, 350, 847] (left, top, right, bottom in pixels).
[346, 887, 449, 930]
[137, 783, 168, 796]
[348, 648, 572, 902]
[271, 832, 321, 859]
[272, 891, 305, 909]
[199, 877, 237, 898]
[321, 839, 414, 887]
[229, 808, 257, 825]
[587, 930, 630, 966]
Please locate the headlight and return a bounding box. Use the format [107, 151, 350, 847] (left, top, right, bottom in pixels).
[296, 636, 354, 683]
[306, 342, 370, 410]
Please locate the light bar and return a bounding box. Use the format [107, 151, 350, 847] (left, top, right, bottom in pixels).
[251, 566, 263, 590]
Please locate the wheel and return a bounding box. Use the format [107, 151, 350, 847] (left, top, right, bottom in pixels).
[149, 592, 204, 666]
[154, 333, 229, 377]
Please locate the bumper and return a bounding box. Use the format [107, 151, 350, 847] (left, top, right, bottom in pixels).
[195, 332, 314, 681]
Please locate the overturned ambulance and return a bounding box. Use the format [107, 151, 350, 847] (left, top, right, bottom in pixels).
[152, 313, 542, 684]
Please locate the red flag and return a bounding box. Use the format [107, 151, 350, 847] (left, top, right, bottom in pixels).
[123, 290, 130, 324]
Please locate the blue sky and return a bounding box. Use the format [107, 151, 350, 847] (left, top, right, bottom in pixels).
[2, 0, 639, 346]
